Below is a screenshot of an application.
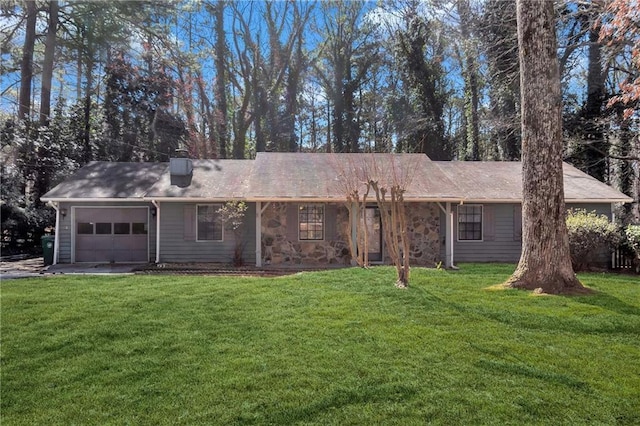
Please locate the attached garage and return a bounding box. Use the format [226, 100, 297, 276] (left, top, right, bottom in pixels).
[74, 207, 149, 262]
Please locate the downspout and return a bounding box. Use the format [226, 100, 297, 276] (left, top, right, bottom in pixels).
[152, 200, 160, 264]
[48, 201, 60, 265]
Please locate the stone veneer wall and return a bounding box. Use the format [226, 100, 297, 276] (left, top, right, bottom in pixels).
[262, 201, 442, 267]
[404, 202, 441, 266]
[262, 202, 351, 265]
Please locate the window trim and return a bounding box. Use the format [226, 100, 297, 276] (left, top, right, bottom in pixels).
[298, 203, 325, 241]
[196, 204, 224, 242]
[457, 204, 483, 242]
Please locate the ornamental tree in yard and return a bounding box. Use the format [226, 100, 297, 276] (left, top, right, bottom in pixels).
[332, 154, 417, 288]
[505, 0, 585, 294]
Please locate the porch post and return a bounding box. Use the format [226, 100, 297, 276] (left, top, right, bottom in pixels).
[52, 201, 60, 265]
[445, 202, 453, 268]
[351, 202, 358, 261]
[256, 201, 262, 267]
[152, 200, 160, 263]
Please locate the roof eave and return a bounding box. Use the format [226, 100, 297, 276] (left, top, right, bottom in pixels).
[40, 197, 148, 202]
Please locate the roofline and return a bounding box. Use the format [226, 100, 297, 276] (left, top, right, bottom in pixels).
[462, 198, 633, 204]
[42, 196, 632, 204]
[41, 197, 149, 202]
[565, 198, 633, 203]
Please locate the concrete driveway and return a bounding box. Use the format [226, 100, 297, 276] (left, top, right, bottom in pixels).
[0, 257, 141, 279]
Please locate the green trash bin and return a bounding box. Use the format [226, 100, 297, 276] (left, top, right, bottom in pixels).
[41, 235, 55, 266]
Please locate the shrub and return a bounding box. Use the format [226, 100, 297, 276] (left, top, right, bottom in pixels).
[566, 209, 619, 271]
[623, 225, 640, 273]
[624, 225, 640, 256]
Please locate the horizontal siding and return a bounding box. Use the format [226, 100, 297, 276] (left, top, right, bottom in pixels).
[57, 201, 156, 264]
[566, 203, 611, 218]
[448, 202, 613, 264]
[158, 202, 256, 264]
[454, 204, 521, 263]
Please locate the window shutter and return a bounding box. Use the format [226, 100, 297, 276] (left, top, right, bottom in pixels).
[513, 204, 522, 242]
[286, 203, 298, 241]
[484, 205, 496, 241]
[325, 204, 337, 240]
[184, 205, 196, 241]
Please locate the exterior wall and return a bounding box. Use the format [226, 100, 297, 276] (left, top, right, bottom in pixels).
[439, 202, 612, 264]
[405, 202, 442, 267]
[261, 202, 441, 266]
[261, 202, 351, 265]
[57, 201, 156, 264]
[158, 202, 256, 264]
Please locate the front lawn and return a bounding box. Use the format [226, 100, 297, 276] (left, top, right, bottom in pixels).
[2, 264, 639, 425]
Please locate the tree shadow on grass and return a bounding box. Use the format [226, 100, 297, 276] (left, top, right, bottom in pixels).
[240, 382, 418, 425]
[567, 290, 640, 316]
[476, 358, 589, 391]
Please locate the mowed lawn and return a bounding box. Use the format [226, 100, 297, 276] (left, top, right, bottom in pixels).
[2, 265, 639, 425]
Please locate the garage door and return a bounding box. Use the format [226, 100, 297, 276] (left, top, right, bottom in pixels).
[75, 208, 148, 262]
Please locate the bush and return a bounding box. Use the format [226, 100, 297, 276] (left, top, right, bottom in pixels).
[624, 225, 640, 256]
[566, 209, 619, 271]
[623, 225, 640, 273]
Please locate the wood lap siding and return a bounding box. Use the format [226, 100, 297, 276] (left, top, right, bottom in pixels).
[159, 202, 256, 263]
[451, 202, 612, 263]
[455, 203, 523, 263]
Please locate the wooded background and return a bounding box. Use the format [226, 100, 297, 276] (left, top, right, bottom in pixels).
[1, 0, 638, 252]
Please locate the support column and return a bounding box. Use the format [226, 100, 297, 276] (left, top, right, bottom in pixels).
[152, 200, 160, 263]
[445, 202, 453, 268]
[52, 202, 60, 265]
[256, 201, 262, 267]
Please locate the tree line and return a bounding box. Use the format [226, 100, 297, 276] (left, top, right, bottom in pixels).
[0, 0, 638, 251]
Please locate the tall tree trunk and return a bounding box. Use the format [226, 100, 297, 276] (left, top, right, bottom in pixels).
[580, 27, 607, 181]
[214, 0, 228, 159]
[457, 0, 480, 161]
[18, 0, 38, 121]
[82, 56, 94, 163]
[506, 0, 583, 294]
[39, 1, 58, 126]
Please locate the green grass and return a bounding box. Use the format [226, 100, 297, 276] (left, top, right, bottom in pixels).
[2, 264, 639, 425]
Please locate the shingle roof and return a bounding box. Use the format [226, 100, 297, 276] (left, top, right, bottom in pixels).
[144, 159, 252, 199]
[247, 152, 462, 200]
[434, 161, 632, 202]
[41, 154, 632, 204]
[41, 162, 167, 200]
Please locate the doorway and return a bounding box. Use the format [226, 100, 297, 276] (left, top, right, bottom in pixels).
[361, 207, 382, 262]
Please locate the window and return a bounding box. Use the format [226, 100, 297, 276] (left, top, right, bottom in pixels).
[299, 204, 324, 240]
[95, 223, 112, 235]
[132, 223, 147, 235]
[114, 223, 130, 235]
[77, 223, 93, 234]
[197, 204, 223, 241]
[458, 205, 483, 241]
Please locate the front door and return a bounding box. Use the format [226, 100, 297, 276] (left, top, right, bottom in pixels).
[362, 207, 382, 262]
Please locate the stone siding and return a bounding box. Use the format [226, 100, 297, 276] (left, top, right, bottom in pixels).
[262, 201, 442, 267]
[262, 202, 351, 265]
[405, 202, 442, 266]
